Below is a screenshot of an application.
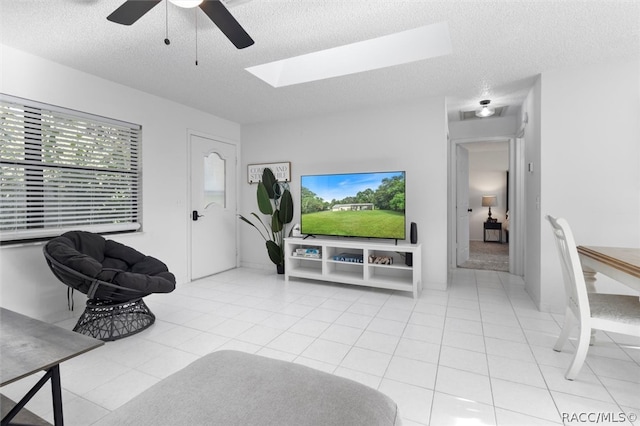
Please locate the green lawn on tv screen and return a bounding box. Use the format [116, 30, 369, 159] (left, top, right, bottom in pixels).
[301, 210, 405, 238]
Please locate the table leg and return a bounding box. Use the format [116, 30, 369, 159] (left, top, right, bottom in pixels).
[1, 365, 64, 426]
[50, 365, 64, 426]
[582, 268, 597, 293]
[581, 266, 598, 345]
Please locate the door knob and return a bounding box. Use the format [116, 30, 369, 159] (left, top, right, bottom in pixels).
[467, 208, 473, 212]
[192, 210, 204, 221]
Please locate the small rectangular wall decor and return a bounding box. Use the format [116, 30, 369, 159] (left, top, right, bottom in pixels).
[248, 162, 291, 183]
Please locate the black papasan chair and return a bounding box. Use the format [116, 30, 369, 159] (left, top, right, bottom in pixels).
[43, 231, 176, 341]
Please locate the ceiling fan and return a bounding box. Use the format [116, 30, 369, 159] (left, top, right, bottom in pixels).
[107, 0, 254, 49]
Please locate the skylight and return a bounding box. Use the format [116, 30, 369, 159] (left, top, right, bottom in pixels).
[246, 22, 452, 88]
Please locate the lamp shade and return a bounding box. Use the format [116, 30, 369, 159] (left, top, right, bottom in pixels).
[481, 195, 497, 207]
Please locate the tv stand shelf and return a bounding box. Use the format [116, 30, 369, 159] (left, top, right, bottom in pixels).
[284, 238, 422, 298]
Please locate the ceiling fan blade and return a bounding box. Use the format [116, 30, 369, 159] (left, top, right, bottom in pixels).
[199, 0, 254, 49]
[107, 0, 162, 25]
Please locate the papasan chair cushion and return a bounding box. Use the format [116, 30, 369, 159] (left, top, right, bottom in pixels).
[45, 231, 175, 300]
[44, 231, 176, 341]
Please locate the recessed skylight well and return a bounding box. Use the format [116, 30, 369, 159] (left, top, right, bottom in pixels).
[246, 22, 452, 88]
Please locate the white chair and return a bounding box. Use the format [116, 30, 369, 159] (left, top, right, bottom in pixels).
[546, 215, 640, 380]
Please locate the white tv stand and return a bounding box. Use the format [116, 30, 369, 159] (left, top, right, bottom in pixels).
[284, 237, 422, 298]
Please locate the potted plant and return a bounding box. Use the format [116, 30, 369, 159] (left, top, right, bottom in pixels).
[239, 168, 294, 274]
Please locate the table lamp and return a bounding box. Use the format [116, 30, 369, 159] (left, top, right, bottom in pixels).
[481, 195, 497, 221]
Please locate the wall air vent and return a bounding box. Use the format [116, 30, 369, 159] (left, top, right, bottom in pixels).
[459, 106, 507, 120]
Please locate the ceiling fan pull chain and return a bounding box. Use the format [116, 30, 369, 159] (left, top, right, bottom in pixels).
[195, 8, 199, 66]
[164, 0, 170, 45]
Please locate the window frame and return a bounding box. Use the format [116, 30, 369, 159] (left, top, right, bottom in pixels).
[0, 94, 142, 244]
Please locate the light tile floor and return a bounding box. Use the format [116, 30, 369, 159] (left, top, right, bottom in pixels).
[3, 268, 639, 425]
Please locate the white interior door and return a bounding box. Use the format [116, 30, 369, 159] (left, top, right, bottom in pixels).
[456, 145, 470, 265]
[190, 134, 237, 280]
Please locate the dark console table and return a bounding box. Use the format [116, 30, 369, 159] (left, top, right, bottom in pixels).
[483, 221, 502, 243]
[1, 308, 103, 426]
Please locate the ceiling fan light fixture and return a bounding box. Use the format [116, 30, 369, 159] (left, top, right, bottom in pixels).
[169, 0, 203, 8]
[475, 99, 495, 118]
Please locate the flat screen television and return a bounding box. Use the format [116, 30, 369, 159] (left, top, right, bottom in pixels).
[300, 171, 406, 240]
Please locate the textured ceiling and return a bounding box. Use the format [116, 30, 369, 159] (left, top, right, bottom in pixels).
[1, 0, 638, 125]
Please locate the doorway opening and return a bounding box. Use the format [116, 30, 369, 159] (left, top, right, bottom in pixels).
[449, 137, 524, 275]
[461, 141, 509, 271]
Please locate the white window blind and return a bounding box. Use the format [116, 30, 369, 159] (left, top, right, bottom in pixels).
[1, 94, 141, 243]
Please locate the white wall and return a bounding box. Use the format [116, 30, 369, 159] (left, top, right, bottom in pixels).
[468, 149, 509, 241]
[449, 115, 518, 140]
[241, 99, 449, 290]
[538, 59, 640, 312]
[0, 45, 241, 321]
[521, 77, 543, 308]
[3, 48, 636, 320]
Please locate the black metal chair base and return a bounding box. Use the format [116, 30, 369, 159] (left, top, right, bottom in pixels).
[74, 298, 155, 341]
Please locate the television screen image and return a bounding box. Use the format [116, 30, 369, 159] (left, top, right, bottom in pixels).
[300, 171, 406, 240]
